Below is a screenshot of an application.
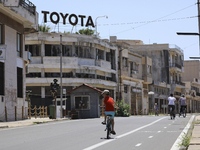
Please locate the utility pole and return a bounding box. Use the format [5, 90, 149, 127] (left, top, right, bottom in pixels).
[60, 35, 63, 118]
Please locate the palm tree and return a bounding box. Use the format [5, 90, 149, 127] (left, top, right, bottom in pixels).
[39, 24, 51, 33]
[78, 28, 95, 35]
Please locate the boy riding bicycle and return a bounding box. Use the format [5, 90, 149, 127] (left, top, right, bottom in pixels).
[101, 90, 119, 135]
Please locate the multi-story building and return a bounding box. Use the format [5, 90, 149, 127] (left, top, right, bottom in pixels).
[25, 33, 118, 113]
[182, 60, 200, 113]
[110, 37, 152, 115]
[0, 0, 38, 121]
[127, 42, 184, 113]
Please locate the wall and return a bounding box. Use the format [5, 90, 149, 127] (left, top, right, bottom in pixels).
[182, 61, 199, 82]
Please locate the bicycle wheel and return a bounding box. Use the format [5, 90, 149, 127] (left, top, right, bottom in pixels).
[183, 109, 186, 118]
[106, 120, 111, 139]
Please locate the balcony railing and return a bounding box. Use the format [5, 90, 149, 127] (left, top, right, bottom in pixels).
[170, 80, 185, 86]
[169, 44, 184, 53]
[19, 0, 36, 15]
[169, 63, 182, 69]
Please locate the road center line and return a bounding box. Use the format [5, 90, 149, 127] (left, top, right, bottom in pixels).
[83, 117, 166, 150]
[148, 136, 153, 138]
[135, 143, 142, 147]
[158, 131, 161, 133]
[164, 127, 167, 129]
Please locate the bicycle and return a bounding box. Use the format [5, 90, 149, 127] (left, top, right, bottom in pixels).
[155, 109, 159, 116]
[105, 114, 112, 139]
[179, 107, 186, 118]
[169, 107, 175, 120]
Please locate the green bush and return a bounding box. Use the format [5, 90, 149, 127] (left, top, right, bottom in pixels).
[115, 100, 130, 117]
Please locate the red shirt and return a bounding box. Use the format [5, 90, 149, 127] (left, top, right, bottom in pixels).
[104, 97, 115, 111]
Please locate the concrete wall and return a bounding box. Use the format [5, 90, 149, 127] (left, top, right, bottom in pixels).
[182, 61, 199, 82]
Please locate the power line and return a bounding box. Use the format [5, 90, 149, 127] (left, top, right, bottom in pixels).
[102, 3, 196, 37]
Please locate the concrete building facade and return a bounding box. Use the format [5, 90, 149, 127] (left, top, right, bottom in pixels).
[110, 37, 152, 115]
[0, 0, 38, 121]
[182, 60, 200, 113]
[127, 42, 185, 113]
[25, 33, 118, 114]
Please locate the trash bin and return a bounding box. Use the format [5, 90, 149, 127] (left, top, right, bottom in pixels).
[49, 105, 55, 119]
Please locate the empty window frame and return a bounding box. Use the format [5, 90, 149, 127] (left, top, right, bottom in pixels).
[17, 67, 23, 98]
[74, 96, 90, 110]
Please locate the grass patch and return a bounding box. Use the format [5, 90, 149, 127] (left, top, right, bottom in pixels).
[178, 132, 192, 149]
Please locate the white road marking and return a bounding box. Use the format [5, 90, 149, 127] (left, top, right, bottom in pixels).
[135, 143, 142, 147]
[158, 131, 161, 133]
[164, 127, 167, 129]
[148, 136, 153, 138]
[170, 115, 195, 150]
[169, 124, 171, 125]
[83, 117, 166, 150]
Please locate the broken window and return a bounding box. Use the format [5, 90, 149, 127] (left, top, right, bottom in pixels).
[26, 73, 41, 78]
[62, 45, 72, 56]
[96, 49, 104, 60]
[75, 96, 90, 110]
[124, 85, 128, 93]
[26, 45, 40, 56]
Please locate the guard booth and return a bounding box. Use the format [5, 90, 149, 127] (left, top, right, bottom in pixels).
[67, 83, 102, 119]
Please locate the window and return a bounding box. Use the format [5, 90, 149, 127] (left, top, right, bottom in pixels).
[17, 67, 23, 98]
[0, 62, 4, 95]
[17, 33, 21, 57]
[131, 62, 138, 72]
[76, 73, 95, 79]
[147, 65, 152, 74]
[0, 24, 2, 44]
[97, 49, 104, 60]
[26, 45, 40, 56]
[97, 75, 105, 80]
[124, 85, 128, 93]
[26, 73, 41, 78]
[62, 45, 72, 56]
[45, 73, 60, 77]
[123, 57, 128, 67]
[75, 96, 90, 110]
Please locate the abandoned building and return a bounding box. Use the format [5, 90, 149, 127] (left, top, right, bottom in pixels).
[127, 42, 185, 113]
[25, 33, 118, 114]
[0, 0, 38, 121]
[182, 60, 200, 113]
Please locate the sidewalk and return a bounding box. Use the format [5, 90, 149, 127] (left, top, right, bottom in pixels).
[0, 117, 68, 129]
[188, 115, 200, 150]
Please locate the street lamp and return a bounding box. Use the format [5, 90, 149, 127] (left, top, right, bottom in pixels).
[95, 15, 108, 37]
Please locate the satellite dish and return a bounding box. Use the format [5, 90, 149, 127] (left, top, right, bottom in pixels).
[3, 0, 20, 7]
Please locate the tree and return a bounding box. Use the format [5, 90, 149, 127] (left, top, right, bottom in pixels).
[78, 28, 95, 35]
[39, 24, 51, 33]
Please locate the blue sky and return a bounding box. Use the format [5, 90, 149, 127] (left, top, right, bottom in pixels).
[32, 0, 198, 60]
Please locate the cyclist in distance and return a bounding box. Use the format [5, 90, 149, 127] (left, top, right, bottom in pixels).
[154, 103, 159, 115]
[179, 94, 187, 116]
[168, 94, 176, 118]
[101, 90, 119, 135]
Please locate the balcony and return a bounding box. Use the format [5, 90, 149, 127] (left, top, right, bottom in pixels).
[169, 63, 182, 69]
[169, 44, 184, 54]
[96, 60, 111, 69]
[170, 80, 185, 86]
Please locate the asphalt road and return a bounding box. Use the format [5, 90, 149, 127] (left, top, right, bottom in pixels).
[0, 115, 193, 150]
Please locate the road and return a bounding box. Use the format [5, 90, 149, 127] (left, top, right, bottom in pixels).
[0, 115, 194, 150]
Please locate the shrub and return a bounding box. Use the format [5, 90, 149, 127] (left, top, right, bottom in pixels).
[115, 100, 130, 117]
